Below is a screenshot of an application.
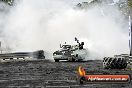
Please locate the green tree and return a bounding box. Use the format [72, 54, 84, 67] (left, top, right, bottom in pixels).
[0, 0, 14, 6]
[128, 0, 132, 8]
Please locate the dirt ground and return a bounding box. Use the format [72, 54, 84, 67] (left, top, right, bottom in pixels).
[0, 60, 131, 88]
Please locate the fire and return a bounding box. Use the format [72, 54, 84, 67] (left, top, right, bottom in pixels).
[78, 66, 86, 76]
[77, 66, 130, 84]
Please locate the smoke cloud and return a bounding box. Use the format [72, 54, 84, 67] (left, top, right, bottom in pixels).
[0, 0, 129, 60]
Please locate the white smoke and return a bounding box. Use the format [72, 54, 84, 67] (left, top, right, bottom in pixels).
[0, 0, 129, 60]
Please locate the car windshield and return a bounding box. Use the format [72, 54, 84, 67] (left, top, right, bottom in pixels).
[62, 45, 71, 49]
